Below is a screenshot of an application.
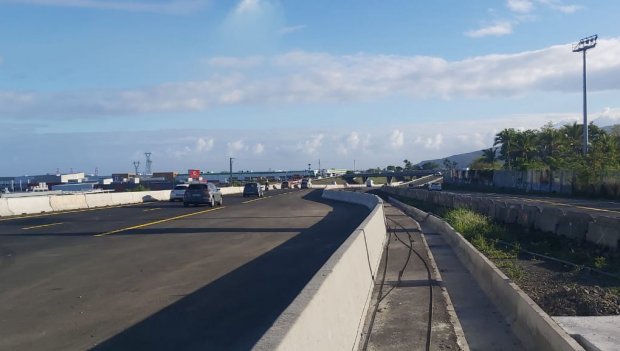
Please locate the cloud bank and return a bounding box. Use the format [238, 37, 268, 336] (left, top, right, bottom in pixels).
[1, 38, 620, 119]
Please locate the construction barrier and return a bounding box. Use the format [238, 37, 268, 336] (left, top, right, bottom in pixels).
[255, 189, 387, 351]
[6, 196, 54, 215]
[49, 194, 88, 212]
[0, 198, 14, 216]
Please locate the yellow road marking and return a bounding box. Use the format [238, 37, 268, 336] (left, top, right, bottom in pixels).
[95, 206, 225, 237]
[0, 202, 153, 222]
[143, 208, 162, 212]
[22, 222, 63, 230]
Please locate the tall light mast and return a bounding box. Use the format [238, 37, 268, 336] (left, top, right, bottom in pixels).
[572, 34, 598, 155]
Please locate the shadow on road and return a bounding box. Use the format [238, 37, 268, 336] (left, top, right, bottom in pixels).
[92, 190, 369, 350]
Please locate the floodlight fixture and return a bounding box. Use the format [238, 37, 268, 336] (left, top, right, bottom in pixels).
[572, 34, 598, 155]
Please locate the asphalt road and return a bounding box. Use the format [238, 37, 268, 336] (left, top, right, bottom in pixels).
[0, 189, 369, 350]
[447, 190, 620, 218]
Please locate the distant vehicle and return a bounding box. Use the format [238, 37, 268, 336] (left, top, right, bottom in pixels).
[243, 182, 264, 197]
[281, 181, 290, 189]
[183, 183, 223, 207]
[428, 183, 442, 191]
[301, 178, 312, 189]
[170, 184, 189, 202]
[434, 171, 443, 176]
[366, 179, 375, 187]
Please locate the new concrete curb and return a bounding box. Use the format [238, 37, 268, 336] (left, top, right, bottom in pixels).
[389, 197, 585, 351]
[254, 189, 387, 351]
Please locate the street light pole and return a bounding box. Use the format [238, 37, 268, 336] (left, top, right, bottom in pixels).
[572, 34, 597, 155]
[229, 157, 234, 186]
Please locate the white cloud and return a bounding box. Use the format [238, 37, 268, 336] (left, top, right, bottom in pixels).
[227, 139, 246, 155]
[537, 0, 581, 13]
[235, 0, 261, 13]
[4, 108, 620, 175]
[3, 38, 620, 119]
[0, 0, 207, 14]
[507, 0, 534, 13]
[466, 21, 513, 38]
[297, 134, 323, 155]
[206, 56, 264, 69]
[196, 137, 214, 152]
[253, 143, 264, 154]
[389, 130, 404, 149]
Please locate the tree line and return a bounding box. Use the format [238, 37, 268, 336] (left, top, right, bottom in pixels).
[471, 122, 620, 183]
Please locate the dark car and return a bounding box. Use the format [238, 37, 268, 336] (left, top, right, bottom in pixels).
[183, 183, 223, 207]
[281, 181, 289, 189]
[243, 182, 264, 197]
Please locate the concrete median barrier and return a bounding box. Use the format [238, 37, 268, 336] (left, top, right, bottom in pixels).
[0, 198, 14, 216]
[219, 187, 244, 195]
[146, 190, 172, 202]
[534, 207, 564, 233]
[49, 194, 88, 211]
[85, 193, 114, 208]
[389, 197, 584, 351]
[255, 190, 387, 350]
[556, 211, 592, 241]
[586, 216, 620, 250]
[7, 196, 54, 215]
[516, 205, 541, 230]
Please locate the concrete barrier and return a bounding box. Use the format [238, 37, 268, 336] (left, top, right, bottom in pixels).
[0, 198, 14, 216]
[534, 207, 564, 233]
[383, 186, 620, 251]
[586, 216, 620, 250]
[84, 193, 114, 208]
[49, 194, 88, 211]
[556, 211, 592, 241]
[389, 197, 585, 351]
[7, 196, 54, 215]
[255, 190, 387, 351]
[145, 190, 172, 202]
[219, 187, 244, 195]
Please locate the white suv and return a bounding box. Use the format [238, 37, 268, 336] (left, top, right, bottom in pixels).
[170, 184, 189, 201]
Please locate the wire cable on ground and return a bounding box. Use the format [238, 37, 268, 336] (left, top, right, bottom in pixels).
[361, 211, 435, 351]
[386, 215, 434, 351]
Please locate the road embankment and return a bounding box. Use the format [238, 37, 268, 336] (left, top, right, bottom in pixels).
[383, 187, 619, 251]
[389, 196, 585, 351]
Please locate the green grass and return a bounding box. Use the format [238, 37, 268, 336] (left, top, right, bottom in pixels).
[389, 192, 620, 275]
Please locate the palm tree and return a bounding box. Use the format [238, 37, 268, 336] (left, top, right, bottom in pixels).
[481, 147, 497, 164]
[561, 122, 583, 155]
[494, 128, 518, 169]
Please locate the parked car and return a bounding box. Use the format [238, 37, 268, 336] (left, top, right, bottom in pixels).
[300, 178, 312, 189]
[281, 181, 290, 189]
[183, 183, 223, 207]
[170, 184, 189, 202]
[243, 182, 264, 197]
[428, 183, 442, 191]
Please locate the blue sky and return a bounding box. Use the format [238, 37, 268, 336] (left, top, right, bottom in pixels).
[1, 0, 620, 175]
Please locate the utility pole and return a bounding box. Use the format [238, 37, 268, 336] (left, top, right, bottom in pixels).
[354, 159, 356, 172]
[229, 157, 234, 185]
[572, 34, 598, 155]
[318, 159, 321, 176]
[133, 161, 141, 175]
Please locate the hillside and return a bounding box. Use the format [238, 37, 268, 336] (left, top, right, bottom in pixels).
[417, 149, 484, 169]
